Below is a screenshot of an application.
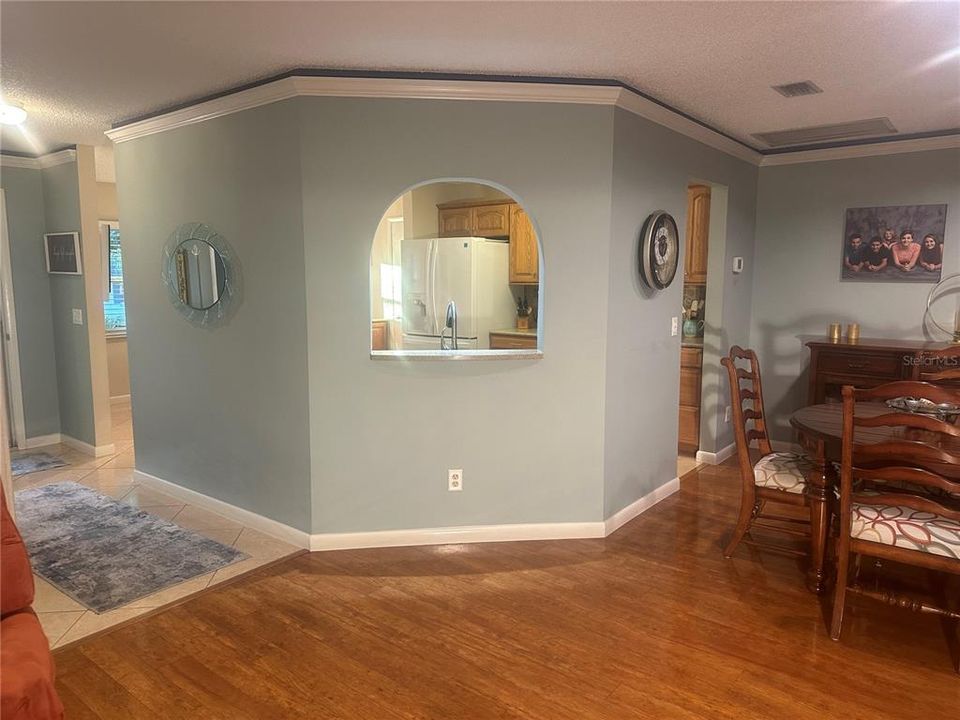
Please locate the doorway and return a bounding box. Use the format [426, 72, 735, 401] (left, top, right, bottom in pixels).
[0, 190, 26, 450]
[678, 184, 710, 477]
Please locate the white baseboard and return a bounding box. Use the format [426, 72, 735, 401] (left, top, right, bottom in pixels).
[22, 433, 62, 449]
[309, 520, 606, 552]
[110, 394, 131, 404]
[61, 434, 116, 457]
[696, 442, 736, 465]
[604, 476, 681, 536]
[133, 470, 312, 549]
[132, 469, 680, 554]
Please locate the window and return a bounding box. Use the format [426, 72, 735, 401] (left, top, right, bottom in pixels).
[100, 222, 126, 332]
[379, 219, 403, 320]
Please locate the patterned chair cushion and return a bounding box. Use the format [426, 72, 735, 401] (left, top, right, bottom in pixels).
[753, 452, 813, 494]
[851, 504, 960, 560]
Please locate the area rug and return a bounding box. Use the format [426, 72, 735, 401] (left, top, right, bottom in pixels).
[14, 482, 248, 613]
[11, 451, 68, 477]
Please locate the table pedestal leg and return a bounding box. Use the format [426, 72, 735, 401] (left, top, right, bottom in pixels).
[805, 462, 831, 595]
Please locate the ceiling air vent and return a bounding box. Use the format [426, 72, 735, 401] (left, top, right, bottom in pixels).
[752, 117, 898, 148]
[772, 81, 823, 98]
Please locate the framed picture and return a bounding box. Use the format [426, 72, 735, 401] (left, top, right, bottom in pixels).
[44, 232, 82, 275]
[840, 204, 947, 283]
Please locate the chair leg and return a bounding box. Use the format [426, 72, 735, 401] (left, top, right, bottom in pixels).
[723, 495, 757, 559]
[830, 547, 850, 641]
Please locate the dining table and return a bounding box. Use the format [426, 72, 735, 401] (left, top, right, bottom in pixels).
[789, 402, 960, 595]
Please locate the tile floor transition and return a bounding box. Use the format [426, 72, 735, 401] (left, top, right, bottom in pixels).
[11, 398, 300, 648]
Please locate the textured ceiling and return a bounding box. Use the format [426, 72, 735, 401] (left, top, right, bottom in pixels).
[1, 1, 959, 156]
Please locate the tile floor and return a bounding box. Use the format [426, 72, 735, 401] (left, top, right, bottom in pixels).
[11, 398, 300, 648]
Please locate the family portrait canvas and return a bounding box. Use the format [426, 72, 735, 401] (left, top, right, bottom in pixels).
[840, 204, 947, 283]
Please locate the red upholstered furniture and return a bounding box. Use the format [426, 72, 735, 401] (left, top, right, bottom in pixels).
[1, 487, 64, 720]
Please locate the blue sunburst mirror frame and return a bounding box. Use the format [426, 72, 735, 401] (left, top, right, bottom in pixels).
[161, 223, 241, 328]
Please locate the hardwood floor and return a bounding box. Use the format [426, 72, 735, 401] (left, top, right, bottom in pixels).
[54, 461, 959, 719]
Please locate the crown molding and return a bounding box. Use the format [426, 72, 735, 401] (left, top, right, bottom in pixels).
[0, 148, 77, 170]
[758, 133, 960, 166]
[613, 88, 761, 165]
[103, 73, 960, 168]
[0, 154, 39, 169]
[37, 148, 77, 168]
[106, 75, 761, 165]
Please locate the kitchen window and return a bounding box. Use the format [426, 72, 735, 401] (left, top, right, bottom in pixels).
[100, 221, 126, 333]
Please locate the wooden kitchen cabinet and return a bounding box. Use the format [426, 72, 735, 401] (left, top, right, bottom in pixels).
[371, 320, 388, 351]
[489, 332, 537, 350]
[684, 184, 710, 285]
[438, 206, 474, 237]
[474, 204, 512, 237]
[509, 205, 539, 284]
[437, 198, 539, 285]
[438, 200, 510, 239]
[678, 346, 702, 452]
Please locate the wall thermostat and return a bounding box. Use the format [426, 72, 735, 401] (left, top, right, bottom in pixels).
[732, 257, 745, 274]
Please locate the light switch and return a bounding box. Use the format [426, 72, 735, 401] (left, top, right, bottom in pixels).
[72, 308, 83, 325]
[671, 317, 679, 337]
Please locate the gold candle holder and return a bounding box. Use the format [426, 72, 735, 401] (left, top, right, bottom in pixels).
[828, 323, 841, 342]
[846, 323, 860, 342]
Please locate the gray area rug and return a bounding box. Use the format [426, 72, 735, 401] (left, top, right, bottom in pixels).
[12, 452, 68, 477]
[14, 482, 247, 613]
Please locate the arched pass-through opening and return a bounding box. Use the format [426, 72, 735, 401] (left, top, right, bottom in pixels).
[368, 179, 544, 359]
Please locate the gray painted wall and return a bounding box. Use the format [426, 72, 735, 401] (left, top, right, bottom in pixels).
[41, 161, 95, 445]
[604, 109, 758, 515]
[114, 100, 313, 531]
[113, 94, 763, 534]
[299, 98, 613, 533]
[0, 166, 60, 437]
[751, 148, 960, 441]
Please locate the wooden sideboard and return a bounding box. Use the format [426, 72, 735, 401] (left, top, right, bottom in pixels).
[806, 338, 957, 404]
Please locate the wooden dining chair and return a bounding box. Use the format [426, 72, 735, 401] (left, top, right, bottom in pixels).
[721, 346, 813, 558]
[832, 382, 960, 669]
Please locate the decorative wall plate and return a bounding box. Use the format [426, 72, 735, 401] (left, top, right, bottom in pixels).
[638, 211, 680, 290]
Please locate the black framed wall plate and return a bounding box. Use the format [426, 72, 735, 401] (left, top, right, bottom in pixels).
[638, 211, 680, 290]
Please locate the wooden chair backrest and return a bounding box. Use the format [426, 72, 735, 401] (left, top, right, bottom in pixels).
[839, 383, 960, 531]
[722, 346, 773, 485]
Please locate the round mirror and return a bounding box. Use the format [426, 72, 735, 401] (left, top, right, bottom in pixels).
[162, 223, 240, 328]
[172, 238, 227, 310]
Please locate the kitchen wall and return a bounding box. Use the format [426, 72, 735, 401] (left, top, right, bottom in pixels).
[114, 100, 313, 531]
[42, 160, 98, 446]
[0, 166, 60, 439]
[751, 148, 960, 441]
[300, 97, 613, 533]
[604, 108, 758, 515]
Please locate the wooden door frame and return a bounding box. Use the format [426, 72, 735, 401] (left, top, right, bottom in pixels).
[0, 190, 27, 450]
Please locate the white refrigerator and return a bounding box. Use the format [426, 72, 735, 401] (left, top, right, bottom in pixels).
[401, 236, 516, 350]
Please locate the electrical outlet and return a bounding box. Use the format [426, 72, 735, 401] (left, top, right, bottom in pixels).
[72, 308, 83, 325]
[671, 317, 679, 337]
[724, 406, 732, 423]
[448, 469, 463, 492]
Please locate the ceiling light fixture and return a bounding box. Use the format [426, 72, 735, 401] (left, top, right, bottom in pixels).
[0, 102, 27, 125]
